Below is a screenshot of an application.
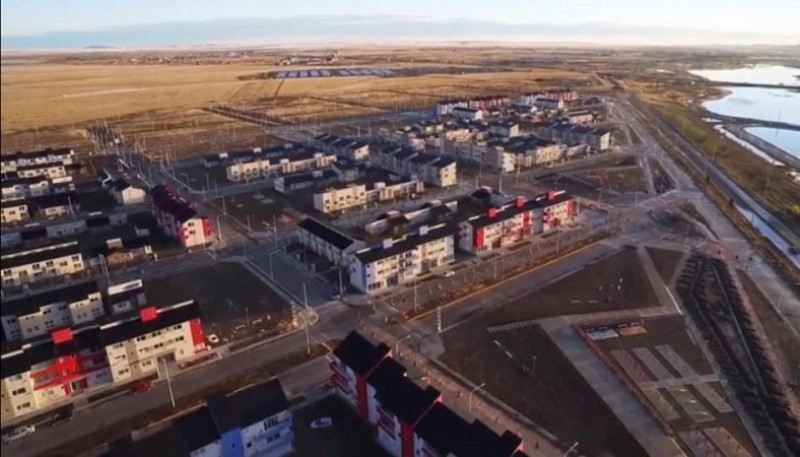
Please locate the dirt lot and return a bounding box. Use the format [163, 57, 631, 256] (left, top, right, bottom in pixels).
[589, 316, 759, 456]
[442, 323, 647, 456]
[293, 395, 390, 457]
[487, 246, 660, 325]
[582, 166, 648, 193]
[437, 246, 663, 455]
[737, 271, 800, 388]
[143, 262, 292, 344]
[212, 188, 301, 233]
[649, 208, 706, 239]
[646, 246, 685, 284]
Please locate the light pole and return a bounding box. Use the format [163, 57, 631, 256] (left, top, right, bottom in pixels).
[268, 249, 281, 278]
[563, 442, 579, 457]
[468, 382, 486, 413]
[395, 335, 412, 355]
[297, 311, 311, 355]
[162, 358, 176, 409]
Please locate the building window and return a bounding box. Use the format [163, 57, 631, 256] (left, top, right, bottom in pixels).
[16, 402, 31, 410]
[11, 387, 27, 396]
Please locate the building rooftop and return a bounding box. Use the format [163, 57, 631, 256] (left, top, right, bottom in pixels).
[353, 223, 454, 264]
[15, 161, 65, 172]
[99, 300, 200, 347]
[150, 185, 198, 223]
[0, 241, 81, 269]
[280, 169, 337, 187]
[298, 218, 355, 251]
[374, 375, 440, 426]
[5, 147, 73, 161]
[333, 331, 391, 376]
[415, 403, 522, 457]
[2, 280, 100, 318]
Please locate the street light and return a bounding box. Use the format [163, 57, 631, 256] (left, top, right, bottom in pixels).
[468, 382, 486, 413]
[563, 442, 580, 457]
[395, 335, 412, 355]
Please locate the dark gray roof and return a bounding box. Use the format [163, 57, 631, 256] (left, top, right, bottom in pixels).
[281, 169, 336, 187]
[333, 331, 391, 375]
[99, 301, 201, 347]
[415, 403, 522, 457]
[111, 178, 131, 191]
[16, 161, 64, 172]
[298, 218, 354, 250]
[354, 224, 454, 264]
[27, 191, 78, 211]
[3, 280, 99, 318]
[1, 175, 49, 187]
[1, 242, 81, 269]
[409, 153, 439, 165]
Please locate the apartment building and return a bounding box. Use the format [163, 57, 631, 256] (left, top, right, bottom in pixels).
[330, 331, 392, 418]
[1, 241, 85, 288]
[273, 169, 337, 195]
[413, 120, 445, 135]
[107, 379, 294, 457]
[566, 109, 595, 125]
[225, 150, 337, 182]
[0, 300, 204, 420]
[330, 332, 526, 457]
[487, 136, 565, 172]
[314, 133, 370, 161]
[1, 148, 74, 175]
[414, 403, 525, 457]
[1, 211, 129, 249]
[1, 175, 74, 201]
[150, 185, 212, 248]
[347, 224, 455, 293]
[366, 358, 441, 457]
[537, 122, 612, 151]
[1, 198, 29, 224]
[1, 281, 103, 343]
[313, 178, 424, 214]
[435, 99, 469, 117]
[457, 192, 576, 255]
[99, 171, 146, 205]
[488, 121, 521, 138]
[452, 107, 483, 121]
[15, 162, 68, 180]
[375, 147, 458, 188]
[297, 218, 364, 265]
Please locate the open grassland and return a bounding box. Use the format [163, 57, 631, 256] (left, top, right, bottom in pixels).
[2, 62, 590, 158]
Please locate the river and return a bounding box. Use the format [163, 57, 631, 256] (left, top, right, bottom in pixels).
[690, 65, 800, 157]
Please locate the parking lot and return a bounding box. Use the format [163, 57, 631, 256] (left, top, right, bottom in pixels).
[143, 262, 293, 345]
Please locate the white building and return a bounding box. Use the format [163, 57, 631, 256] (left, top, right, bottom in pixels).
[374, 147, 458, 188]
[347, 224, 455, 293]
[15, 162, 68, 180]
[2, 281, 103, 342]
[452, 107, 483, 121]
[297, 218, 365, 265]
[225, 151, 337, 182]
[1, 241, 85, 288]
[313, 179, 425, 214]
[1, 199, 29, 224]
[314, 133, 370, 161]
[488, 121, 520, 138]
[1, 148, 74, 175]
[150, 185, 212, 248]
[107, 178, 146, 205]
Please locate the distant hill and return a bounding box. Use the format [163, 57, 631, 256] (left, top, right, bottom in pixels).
[2, 16, 797, 50]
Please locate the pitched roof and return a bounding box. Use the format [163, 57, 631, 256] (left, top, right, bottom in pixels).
[333, 331, 391, 375]
[298, 218, 355, 250]
[366, 358, 407, 393]
[353, 224, 455, 264]
[99, 301, 201, 347]
[2, 280, 99, 318]
[373, 376, 440, 425]
[1, 327, 103, 379]
[0, 241, 81, 269]
[415, 403, 522, 457]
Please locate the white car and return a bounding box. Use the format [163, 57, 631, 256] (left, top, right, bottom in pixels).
[207, 334, 220, 344]
[442, 270, 455, 277]
[310, 417, 333, 429]
[2, 425, 36, 444]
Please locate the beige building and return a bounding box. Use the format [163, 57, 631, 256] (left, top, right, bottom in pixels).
[313, 179, 425, 214]
[1, 199, 29, 224]
[226, 152, 337, 182]
[16, 163, 68, 180]
[2, 281, 103, 342]
[347, 224, 455, 293]
[1, 241, 85, 288]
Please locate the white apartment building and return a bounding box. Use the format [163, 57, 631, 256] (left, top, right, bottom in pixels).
[313, 179, 425, 214]
[314, 133, 370, 161]
[2, 281, 103, 342]
[297, 218, 364, 265]
[1, 176, 73, 201]
[15, 162, 68, 180]
[1, 199, 29, 224]
[103, 301, 206, 383]
[488, 121, 520, 138]
[0, 300, 205, 420]
[150, 185, 212, 248]
[1, 211, 128, 249]
[488, 136, 565, 172]
[1, 148, 74, 175]
[375, 147, 458, 188]
[226, 151, 337, 182]
[1, 241, 85, 288]
[347, 224, 455, 293]
[452, 107, 483, 121]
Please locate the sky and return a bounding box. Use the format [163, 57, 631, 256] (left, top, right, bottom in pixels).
[2, 0, 799, 37]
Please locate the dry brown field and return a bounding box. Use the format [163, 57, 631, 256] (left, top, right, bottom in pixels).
[1, 60, 589, 157]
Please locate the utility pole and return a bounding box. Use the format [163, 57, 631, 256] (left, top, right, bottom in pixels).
[163, 358, 175, 409]
[468, 382, 486, 413]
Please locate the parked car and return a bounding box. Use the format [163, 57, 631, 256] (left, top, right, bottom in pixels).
[442, 270, 455, 277]
[130, 380, 153, 395]
[207, 334, 220, 344]
[310, 417, 333, 429]
[1, 425, 36, 444]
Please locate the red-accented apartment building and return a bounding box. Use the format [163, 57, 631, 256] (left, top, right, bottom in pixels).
[1, 300, 205, 420]
[149, 185, 212, 248]
[330, 331, 392, 418]
[331, 332, 526, 457]
[458, 191, 577, 255]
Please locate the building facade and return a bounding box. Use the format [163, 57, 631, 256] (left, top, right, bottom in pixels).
[150, 185, 212, 248]
[297, 218, 364, 265]
[330, 331, 392, 418]
[347, 224, 455, 293]
[0, 300, 205, 420]
[1, 241, 85, 288]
